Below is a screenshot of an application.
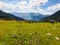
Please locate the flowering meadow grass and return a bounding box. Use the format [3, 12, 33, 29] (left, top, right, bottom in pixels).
[0, 21, 60, 45]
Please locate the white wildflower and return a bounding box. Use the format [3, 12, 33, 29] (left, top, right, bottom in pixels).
[46, 33, 51, 36]
[55, 37, 59, 40]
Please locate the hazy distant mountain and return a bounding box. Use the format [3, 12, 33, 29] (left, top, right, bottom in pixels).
[0, 10, 24, 21]
[40, 10, 60, 22]
[31, 13, 48, 21]
[11, 12, 48, 21]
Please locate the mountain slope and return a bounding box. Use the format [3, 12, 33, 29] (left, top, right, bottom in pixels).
[0, 10, 24, 21]
[31, 14, 48, 21]
[11, 13, 48, 21]
[40, 10, 60, 22]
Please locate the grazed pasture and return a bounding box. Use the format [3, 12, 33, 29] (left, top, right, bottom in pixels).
[0, 21, 60, 45]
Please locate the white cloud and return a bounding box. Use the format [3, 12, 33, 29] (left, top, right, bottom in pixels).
[28, 0, 48, 8]
[0, 1, 16, 9]
[0, 0, 60, 15]
[35, 3, 60, 15]
[0, 1, 16, 12]
[0, 0, 48, 12]
[45, 4, 60, 15]
[16, 1, 28, 9]
[47, 4, 60, 11]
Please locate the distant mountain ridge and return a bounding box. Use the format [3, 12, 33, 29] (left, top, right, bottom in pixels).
[0, 10, 24, 21]
[40, 10, 60, 22]
[11, 12, 48, 21]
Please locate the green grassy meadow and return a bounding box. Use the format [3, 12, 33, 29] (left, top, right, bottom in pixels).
[0, 21, 60, 45]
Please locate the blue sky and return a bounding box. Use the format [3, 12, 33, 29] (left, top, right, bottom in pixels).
[0, 0, 60, 15]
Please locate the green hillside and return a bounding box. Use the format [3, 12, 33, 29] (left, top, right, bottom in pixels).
[0, 10, 24, 21]
[0, 21, 60, 45]
[41, 10, 60, 22]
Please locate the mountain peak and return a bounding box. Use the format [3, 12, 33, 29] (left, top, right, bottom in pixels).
[0, 10, 3, 13]
[55, 10, 60, 13]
